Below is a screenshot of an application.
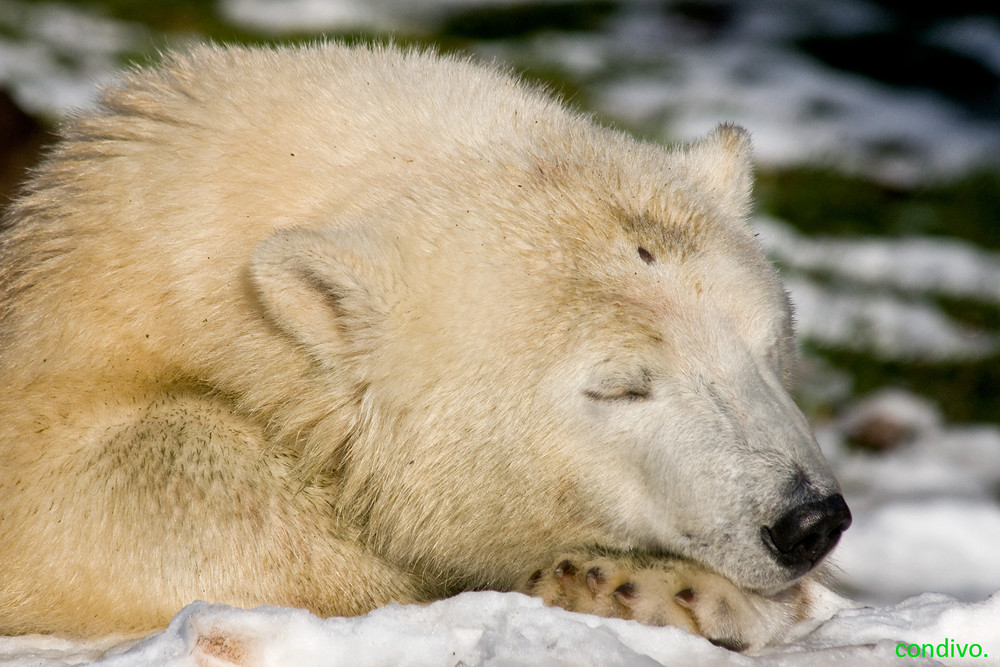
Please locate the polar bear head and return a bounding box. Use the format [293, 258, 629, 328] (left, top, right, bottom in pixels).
[251, 122, 850, 594]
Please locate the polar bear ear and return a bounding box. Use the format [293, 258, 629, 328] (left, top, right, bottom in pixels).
[676, 123, 755, 221]
[250, 225, 389, 364]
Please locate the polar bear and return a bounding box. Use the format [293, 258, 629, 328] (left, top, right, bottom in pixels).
[0, 43, 850, 650]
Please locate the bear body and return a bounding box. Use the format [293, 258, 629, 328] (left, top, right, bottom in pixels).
[0, 44, 847, 645]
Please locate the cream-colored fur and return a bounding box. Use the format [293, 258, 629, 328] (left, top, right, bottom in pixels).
[519, 548, 819, 652]
[0, 43, 842, 647]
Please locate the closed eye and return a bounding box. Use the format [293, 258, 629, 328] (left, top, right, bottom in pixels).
[583, 369, 653, 402]
[583, 388, 651, 402]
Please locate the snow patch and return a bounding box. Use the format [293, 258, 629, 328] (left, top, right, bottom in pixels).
[0, 0, 145, 115]
[753, 217, 1000, 360]
[755, 217, 1000, 304]
[835, 500, 1000, 603]
[5, 590, 999, 666]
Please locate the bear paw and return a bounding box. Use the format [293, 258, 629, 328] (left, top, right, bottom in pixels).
[517, 549, 810, 652]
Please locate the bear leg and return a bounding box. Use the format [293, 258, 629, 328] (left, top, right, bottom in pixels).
[0, 387, 427, 636]
[518, 548, 813, 652]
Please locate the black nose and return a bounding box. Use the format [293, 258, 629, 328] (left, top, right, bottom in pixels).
[762, 493, 852, 573]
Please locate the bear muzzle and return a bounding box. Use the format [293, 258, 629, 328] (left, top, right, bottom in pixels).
[761, 493, 852, 576]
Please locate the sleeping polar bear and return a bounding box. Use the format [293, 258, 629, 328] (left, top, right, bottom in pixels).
[0, 43, 850, 651]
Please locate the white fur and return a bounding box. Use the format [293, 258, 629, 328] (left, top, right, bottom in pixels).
[0, 43, 840, 637]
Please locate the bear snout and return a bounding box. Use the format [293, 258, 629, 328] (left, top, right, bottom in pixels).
[761, 494, 852, 575]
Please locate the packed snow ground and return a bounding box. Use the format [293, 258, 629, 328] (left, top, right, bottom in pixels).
[3, 588, 1000, 666]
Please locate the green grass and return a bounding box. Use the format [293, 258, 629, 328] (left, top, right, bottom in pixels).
[24, 0, 248, 41]
[438, 1, 616, 40]
[756, 167, 1000, 250]
[813, 345, 1000, 424]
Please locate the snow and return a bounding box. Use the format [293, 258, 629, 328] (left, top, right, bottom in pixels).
[814, 391, 1000, 607]
[755, 218, 1000, 305]
[473, 1, 1000, 185]
[929, 16, 1000, 76]
[222, 0, 394, 35]
[594, 44, 1000, 185]
[0, 0, 145, 116]
[751, 217, 1000, 361]
[781, 275, 996, 361]
[3, 590, 999, 666]
[834, 500, 1000, 604]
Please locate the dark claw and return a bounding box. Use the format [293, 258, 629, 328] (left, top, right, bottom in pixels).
[709, 637, 748, 653]
[675, 588, 695, 607]
[554, 559, 577, 579]
[585, 566, 605, 594]
[613, 582, 636, 604]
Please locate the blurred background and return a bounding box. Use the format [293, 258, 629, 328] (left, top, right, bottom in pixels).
[1, 0, 999, 607]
